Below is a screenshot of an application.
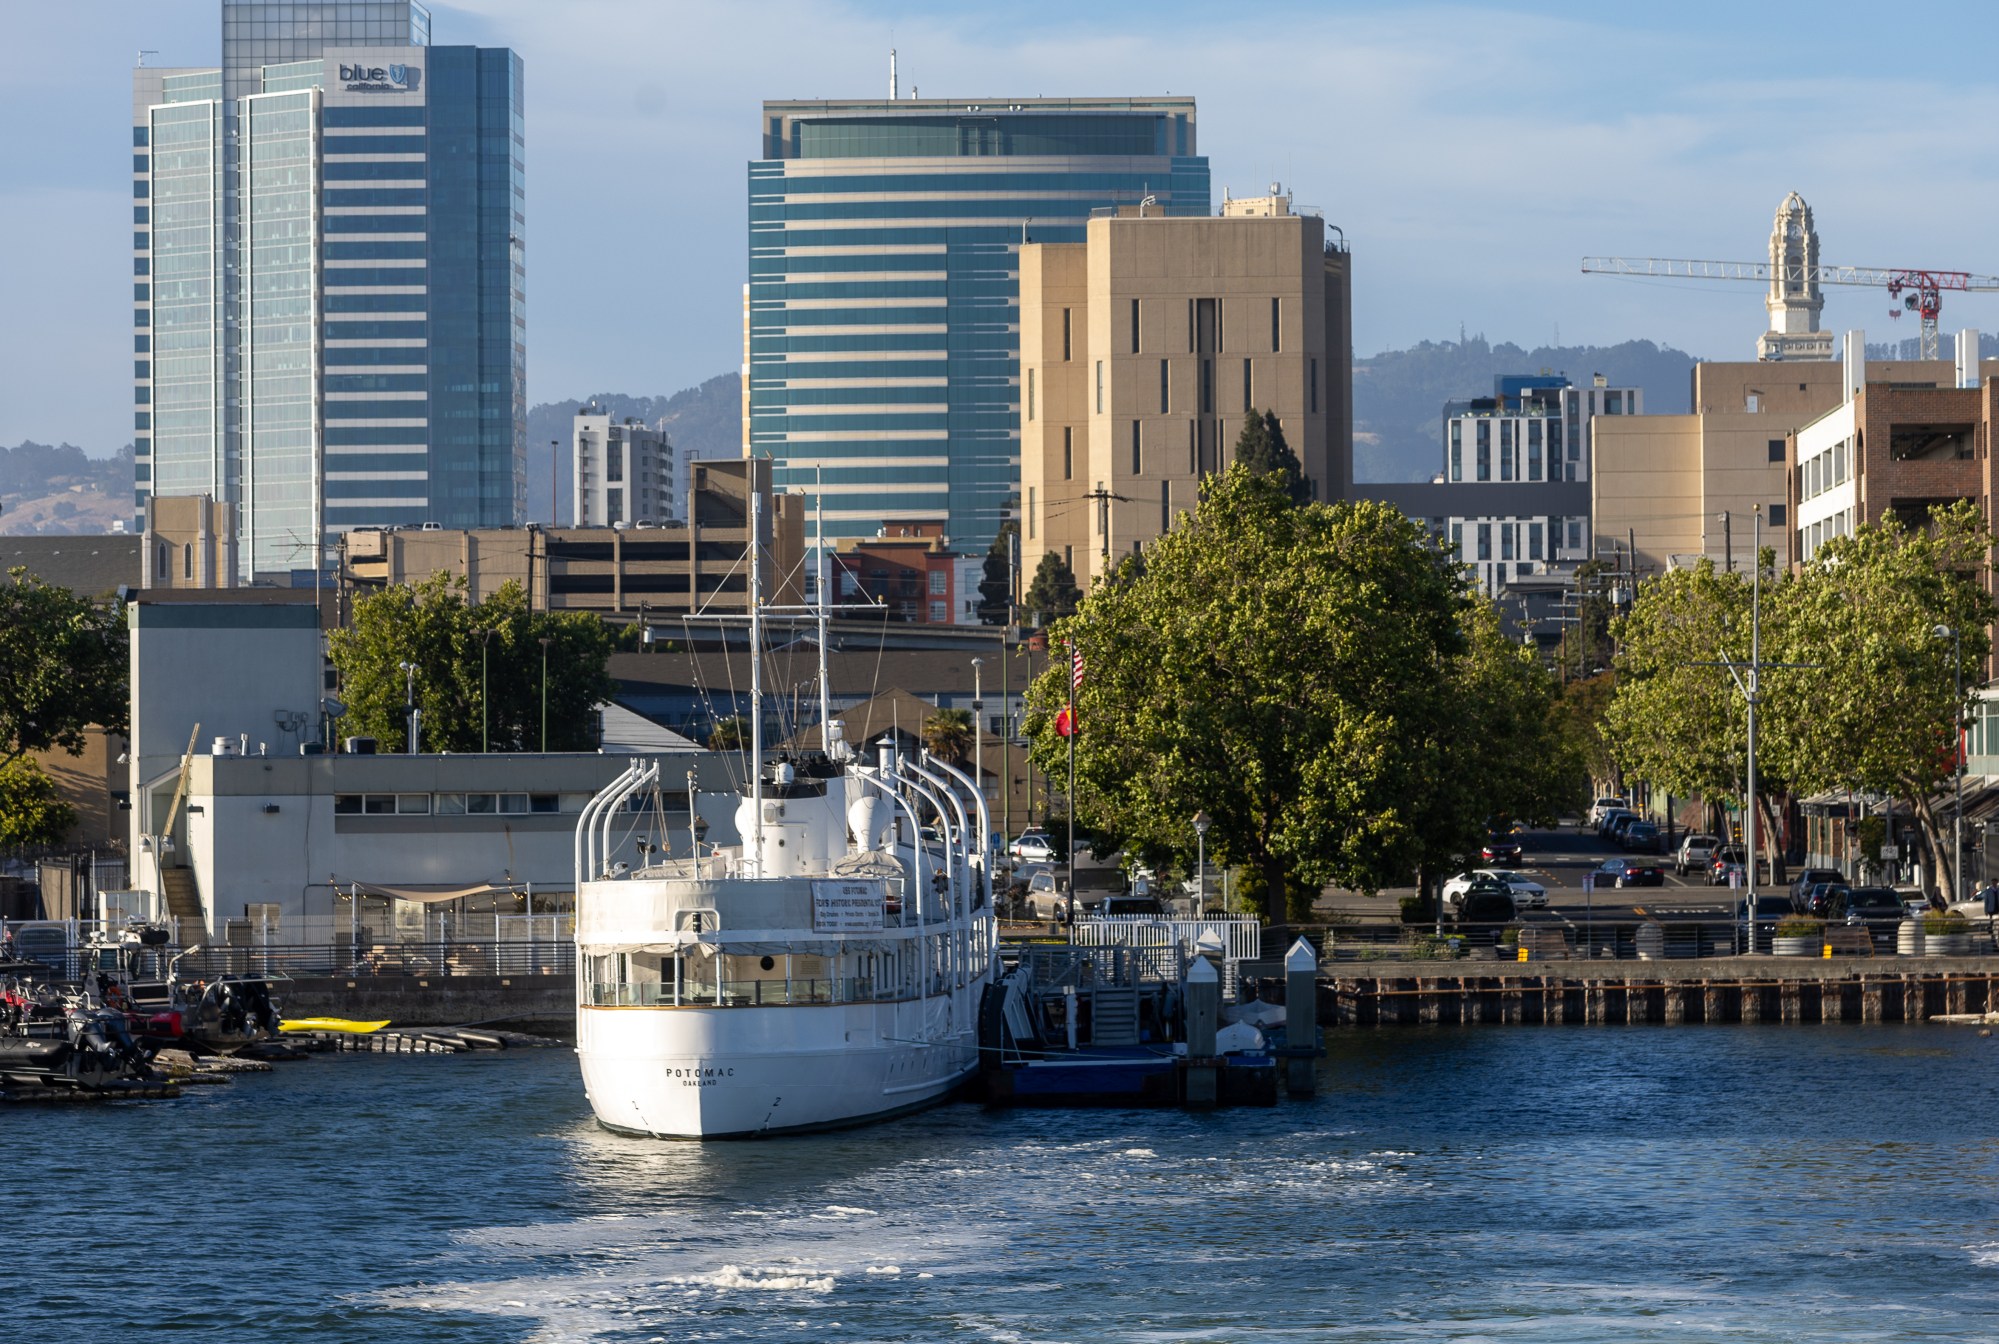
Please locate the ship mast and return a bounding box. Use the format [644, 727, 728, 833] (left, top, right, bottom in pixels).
[749, 491, 764, 877]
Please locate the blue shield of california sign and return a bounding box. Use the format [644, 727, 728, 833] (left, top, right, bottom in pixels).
[389, 64, 408, 86]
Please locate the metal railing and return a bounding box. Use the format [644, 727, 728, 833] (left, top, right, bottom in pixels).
[583, 976, 908, 1008]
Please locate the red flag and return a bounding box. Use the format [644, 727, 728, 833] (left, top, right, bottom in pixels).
[1071, 645, 1085, 690]
[1054, 707, 1075, 738]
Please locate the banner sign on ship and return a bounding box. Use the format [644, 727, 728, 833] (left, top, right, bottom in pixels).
[811, 880, 884, 932]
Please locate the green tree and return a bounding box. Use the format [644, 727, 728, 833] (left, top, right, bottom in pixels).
[1231, 410, 1310, 503]
[1023, 465, 1468, 916]
[0, 757, 77, 847]
[922, 708, 976, 766]
[0, 568, 127, 767]
[1769, 503, 1996, 897]
[1022, 551, 1082, 626]
[327, 574, 613, 752]
[977, 521, 1018, 625]
[707, 716, 747, 752]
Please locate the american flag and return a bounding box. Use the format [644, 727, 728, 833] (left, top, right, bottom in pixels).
[1071, 645, 1085, 690]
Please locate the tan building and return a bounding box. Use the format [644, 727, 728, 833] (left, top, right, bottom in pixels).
[1593, 341, 1992, 577]
[1018, 190, 1352, 586]
[339, 459, 803, 616]
[140, 494, 237, 589]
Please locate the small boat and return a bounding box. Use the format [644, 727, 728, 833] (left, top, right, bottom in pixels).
[0, 977, 158, 1090]
[77, 926, 282, 1056]
[279, 1017, 390, 1034]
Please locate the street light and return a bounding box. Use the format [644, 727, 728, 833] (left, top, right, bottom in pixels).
[971, 657, 985, 858]
[539, 636, 554, 752]
[397, 660, 419, 754]
[475, 628, 494, 753]
[1934, 623, 1965, 902]
[1192, 810, 1211, 917]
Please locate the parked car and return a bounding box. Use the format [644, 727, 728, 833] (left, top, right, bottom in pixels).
[1449, 879, 1517, 926]
[1675, 834, 1722, 876]
[1594, 856, 1664, 888]
[1597, 808, 1635, 839]
[1443, 868, 1547, 909]
[1481, 833, 1523, 864]
[1010, 831, 1057, 863]
[1023, 870, 1071, 920]
[1797, 881, 1837, 916]
[1589, 796, 1628, 827]
[1707, 847, 1748, 887]
[1606, 814, 1642, 847]
[1620, 821, 1663, 854]
[1788, 868, 1845, 907]
[1747, 892, 1796, 921]
[1826, 885, 1902, 923]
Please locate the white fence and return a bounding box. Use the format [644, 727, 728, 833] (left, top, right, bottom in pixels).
[1070, 916, 1262, 995]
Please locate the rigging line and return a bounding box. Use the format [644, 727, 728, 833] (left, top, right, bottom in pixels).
[681, 612, 745, 796]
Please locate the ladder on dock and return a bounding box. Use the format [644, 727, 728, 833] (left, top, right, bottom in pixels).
[1091, 985, 1140, 1045]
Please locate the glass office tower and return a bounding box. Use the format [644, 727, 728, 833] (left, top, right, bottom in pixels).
[747, 98, 1208, 552]
[134, 1, 524, 579]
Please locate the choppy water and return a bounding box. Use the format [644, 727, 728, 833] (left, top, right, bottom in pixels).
[13, 1025, 1999, 1343]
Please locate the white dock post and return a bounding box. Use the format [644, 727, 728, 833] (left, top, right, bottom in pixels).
[1285, 936, 1321, 1096]
[1184, 955, 1220, 1108]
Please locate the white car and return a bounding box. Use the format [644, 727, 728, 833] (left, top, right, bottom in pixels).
[1442, 868, 1548, 909]
[1010, 832, 1056, 863]
[1589, 796, 1628, 827]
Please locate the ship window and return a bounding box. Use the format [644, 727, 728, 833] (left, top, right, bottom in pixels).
[465, 793, 497, 814]
[434, 793, 466, 815]
[396, 794, 430, 815]
[498, 793, 529, 814]
[334, 794, 362, 814]
[362, 794, 396, 815]
[529, 793, 560, 813]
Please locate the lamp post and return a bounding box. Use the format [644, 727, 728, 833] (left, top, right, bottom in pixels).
[397, 660, 419, 754]
[539, 636, 553, 752]
[1934, 623, 1965, 901]
[1193, 810, 1211, 917]
[971, 657, 985, 859]
[475, 628, 494, 753]
[686, 767, 703, 875]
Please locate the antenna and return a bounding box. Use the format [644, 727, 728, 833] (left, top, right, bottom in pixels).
[889, 48, 898, 101]
[138, 49, 159, 67]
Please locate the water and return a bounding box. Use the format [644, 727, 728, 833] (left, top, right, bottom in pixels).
[13, 1026, 1999, 1343]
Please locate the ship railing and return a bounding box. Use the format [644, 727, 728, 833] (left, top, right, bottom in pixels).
[582, 976, 913, 1008]
[1070, 916, 1262, 994]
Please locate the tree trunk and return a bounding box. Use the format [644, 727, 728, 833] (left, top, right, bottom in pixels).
[1909, 789, 1954, 902]
[1757, 793, 1788, 887]
[1261, 855, 1287, 919]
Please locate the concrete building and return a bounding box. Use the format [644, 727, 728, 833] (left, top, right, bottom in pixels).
[139, 494, 237, 589]
[1593, 336, 1994, 577]
[1017, 189, 1352, 587]
[573, 410, 680, 527]
[339, 459, 803, 615]
[746, 93, 1210, 553]
[134, 1, 526, 579]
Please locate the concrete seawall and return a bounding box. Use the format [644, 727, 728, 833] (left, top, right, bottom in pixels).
[276, 973, 574, 1029]
[1256, 959, 1999, 1027]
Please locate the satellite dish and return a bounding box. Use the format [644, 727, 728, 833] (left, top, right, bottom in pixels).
[322, 699, 347, 718]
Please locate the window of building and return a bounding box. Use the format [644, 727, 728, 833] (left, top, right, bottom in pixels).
[465, 793, 498, 814]
[1768, 502, 1787, 527]
[929, 600, 947, 622]
[396, 794, 430, 815]
[1027, 487, 1036, 540]
[1062, 308, 1072, 362]
[1062, 426, 1073, 480]
[1027, 368, 1034, 421]
[1607, 391, 1624, 414]
[1476, 423, 1491, 482]
[1199, 359, 1213, 415]
[1567, 518, 1583, 550]
[1476, 524, 1491, 561]
[1501, 526, 1515, 562]
[1161, 481, 1170, 534]
[1131, 420, 1142, 475]
[1745, 393, 1760, 413]
[1243, 358, 1253, 413]
[929, 570, 947, 595]
[1450, 522, 1462, 553]
[1131, 298, 1140, 354]
[1188, 421, 1198, 476]
[498, 794, 529, 815]
[1529, 521, 1544, 560]
[1449, 422, 1463, 482]
[1270, 297, 1281, 353]
[1095, 360, 1103, 414]
[1768, 438, 1785, 463]
[1500, 422, 1514, 481]
[1527, 422, 1542, 480]
[182, 543, 192, 580]
[1309, 357, 1318, 414]
[1160, 359, 1169, 414]
[1062, 545, 1073, 572]
[606, 446, 622, 483]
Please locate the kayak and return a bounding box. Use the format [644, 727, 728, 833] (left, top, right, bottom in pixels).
[279, 1017, 390, 1034]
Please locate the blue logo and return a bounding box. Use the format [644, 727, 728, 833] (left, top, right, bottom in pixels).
[388, 64, 408, 86]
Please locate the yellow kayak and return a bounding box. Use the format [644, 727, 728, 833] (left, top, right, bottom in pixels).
[279, 1017, 390, 1034]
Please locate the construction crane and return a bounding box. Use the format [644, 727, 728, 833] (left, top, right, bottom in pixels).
[1581, 256, 1999, 359]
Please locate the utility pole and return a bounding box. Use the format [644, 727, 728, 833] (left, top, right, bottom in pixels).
[1081, 482, 1130, 578]
[1720, 510, 1733, 573]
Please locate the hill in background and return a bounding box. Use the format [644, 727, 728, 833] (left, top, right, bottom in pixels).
[1353, 337, 1698, 482]
[0, 442, 133, 535]
[522, 372, 740, 522]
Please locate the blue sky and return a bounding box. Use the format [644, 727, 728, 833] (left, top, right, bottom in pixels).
[6, 0, 1998, 454]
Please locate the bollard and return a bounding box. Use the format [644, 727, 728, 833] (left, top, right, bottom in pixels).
[1284, 936, 1320, 1097]
[1184, 955, 1219, 1108]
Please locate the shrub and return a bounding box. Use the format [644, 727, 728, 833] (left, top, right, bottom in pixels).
[1923, 911, 1971, 936]
[1775, 917, 1824, 938]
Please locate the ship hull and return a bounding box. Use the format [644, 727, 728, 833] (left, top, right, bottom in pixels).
[578, 990, 984, 1139]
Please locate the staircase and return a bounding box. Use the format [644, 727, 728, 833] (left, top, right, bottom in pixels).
[160, 866, 204, 938]
[1090, 985, 1141, 1046]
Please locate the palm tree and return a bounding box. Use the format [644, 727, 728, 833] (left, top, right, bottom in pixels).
[922, 708, 976, 765]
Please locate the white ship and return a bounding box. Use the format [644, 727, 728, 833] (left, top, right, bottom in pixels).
[572, 497, 997, 1138]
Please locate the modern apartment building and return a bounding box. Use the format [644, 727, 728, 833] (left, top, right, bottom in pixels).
[1016, 189, 1352, 587]
[573, 411, 679, 527]
[745, 94, 1210, 555]
[133, 0, 525, 581]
